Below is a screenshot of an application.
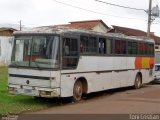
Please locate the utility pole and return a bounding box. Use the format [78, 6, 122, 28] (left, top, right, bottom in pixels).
[19, 20, 22, 31]
[147, 0, 152, 38]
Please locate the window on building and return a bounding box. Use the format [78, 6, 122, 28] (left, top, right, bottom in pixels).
[155, 45, 159, 49]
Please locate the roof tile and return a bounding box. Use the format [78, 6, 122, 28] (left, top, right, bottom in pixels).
[56, 20, 109, 30]
[110, 25, 160, 44]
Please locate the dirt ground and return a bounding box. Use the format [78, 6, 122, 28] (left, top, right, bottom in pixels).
[32, 83, 160, 114]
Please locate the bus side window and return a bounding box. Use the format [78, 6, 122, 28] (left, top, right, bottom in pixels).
[146, 43, 154, 56]
[62, 38, 78, 69]
[127, 41, 132, 55]
[150, 44, 154, 56]
[63, 38, 70, 56]
[64, 45, 69, 55]
[115, 40, 121, 54]
[114, 40, 126, 55]
[80, 41, 84, 53]
[80, 35, 97, 54]
[132, 42, 138, 55]
[121, 40, 126, 54]
[145, 43, 149, 55]
[89, 37, 97, 53]
[127, 41, 138, 55]
[138, 42, 145, 55]
[106, 39, 112, 54]
[80, 36, 88, 54]
[99, 38, 106, 54]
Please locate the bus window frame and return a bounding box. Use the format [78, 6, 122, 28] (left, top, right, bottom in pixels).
[61, 34, 80, 70]
[126, 40, 138, 57]
[80, 34, 98, 55]
[10, 33, 61, 71]
[62, 33, 154, 59]
[98, 37, 106, 55]
[114, 38, 127, 55]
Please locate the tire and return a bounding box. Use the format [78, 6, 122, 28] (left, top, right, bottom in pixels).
[73, 80, 83, 102]
[134, 74, 142, 89]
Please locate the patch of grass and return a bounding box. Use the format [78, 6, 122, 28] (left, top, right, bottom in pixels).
[0, 67, 60, 114]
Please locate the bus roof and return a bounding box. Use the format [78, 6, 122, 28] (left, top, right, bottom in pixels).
[14, 26, 154, 43]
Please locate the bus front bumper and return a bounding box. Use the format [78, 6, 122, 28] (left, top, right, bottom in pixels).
[8, 85, 60, 98]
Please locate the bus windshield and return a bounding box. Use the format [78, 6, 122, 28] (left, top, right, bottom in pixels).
[11, 35, 59, 69]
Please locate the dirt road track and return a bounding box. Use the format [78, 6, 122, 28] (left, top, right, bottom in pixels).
[32, 84, 160, 114]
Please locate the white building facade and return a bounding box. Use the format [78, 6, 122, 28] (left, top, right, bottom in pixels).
[0, 36, 13, 66]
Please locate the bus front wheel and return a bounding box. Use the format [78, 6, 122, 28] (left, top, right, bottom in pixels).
[73, 80, 83, 102]
[134, 74, 142, 89]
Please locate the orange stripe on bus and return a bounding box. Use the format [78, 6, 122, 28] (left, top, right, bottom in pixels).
[142, 58, 150, 68]
[135, 57, 154, 69]
[149, 57, 154, 69]
[135, 57, 142, 69]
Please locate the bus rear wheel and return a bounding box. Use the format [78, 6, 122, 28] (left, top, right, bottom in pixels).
[73, 80, 83, 102]
[134, 74, 142, 89]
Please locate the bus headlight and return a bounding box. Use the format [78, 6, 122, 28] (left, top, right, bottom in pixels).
[39, 90, 58, 97]
[40, 91, 51, 96]
[8, 87, 16, 93]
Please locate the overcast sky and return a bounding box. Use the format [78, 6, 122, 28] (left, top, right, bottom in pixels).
[0, 0, 160, 36]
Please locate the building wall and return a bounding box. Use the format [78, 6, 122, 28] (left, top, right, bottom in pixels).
[92, 23, 108, 33]
[155, 45, 160, 50]
[0, 30, 13, 36]
[0, 36, 13, 66]
[155, 51, 160, 64]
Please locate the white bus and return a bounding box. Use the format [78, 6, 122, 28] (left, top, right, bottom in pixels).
[8, 26, 155, 101]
